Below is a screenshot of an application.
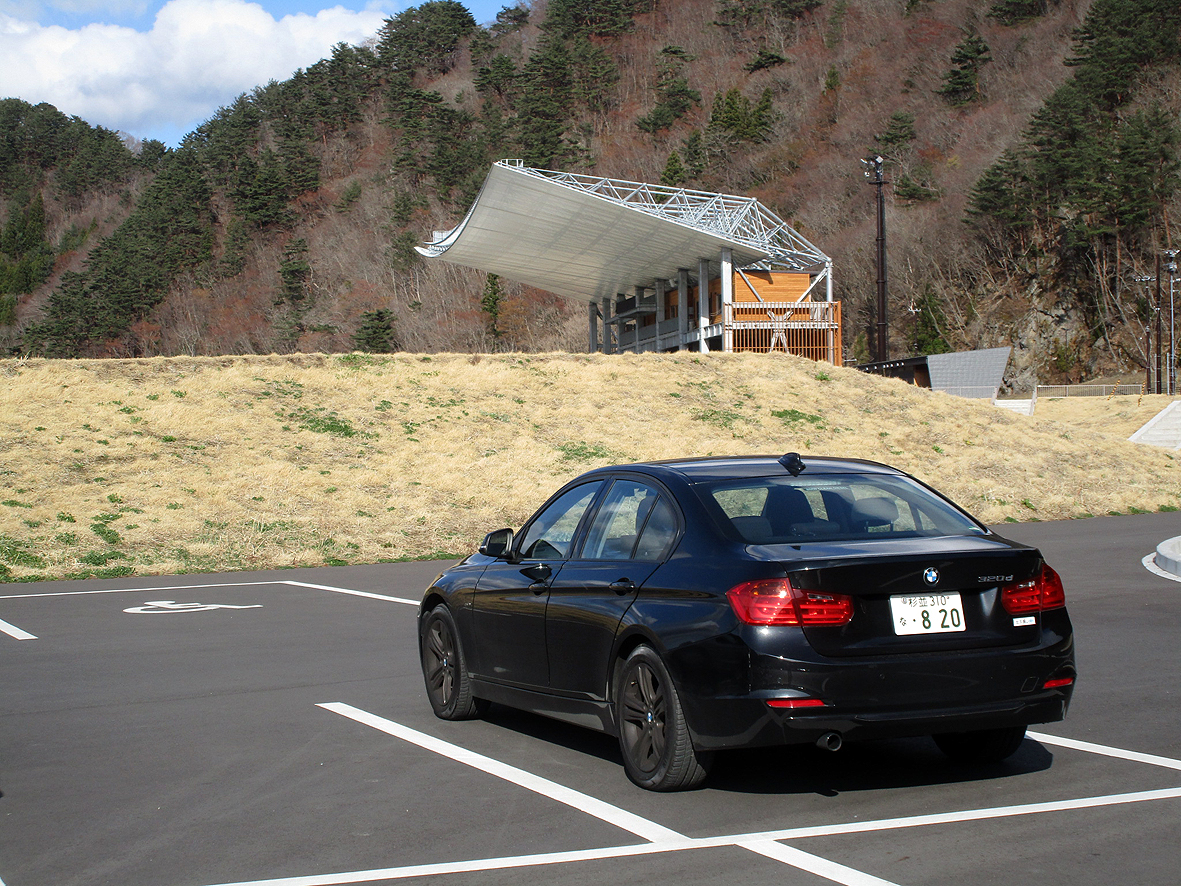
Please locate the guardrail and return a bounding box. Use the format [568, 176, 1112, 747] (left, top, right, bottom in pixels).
[1034, 384, 1144, 398]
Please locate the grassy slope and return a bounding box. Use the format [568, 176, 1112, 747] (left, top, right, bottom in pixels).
[1, 352, 1178, 582]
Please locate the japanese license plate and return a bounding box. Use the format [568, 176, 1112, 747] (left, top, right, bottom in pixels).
[889, 592, 966, 635]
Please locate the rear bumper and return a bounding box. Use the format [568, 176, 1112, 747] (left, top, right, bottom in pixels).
[678, 635, 1075, 751]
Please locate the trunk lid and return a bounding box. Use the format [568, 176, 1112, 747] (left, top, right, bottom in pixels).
[767, 535, 1045, 656]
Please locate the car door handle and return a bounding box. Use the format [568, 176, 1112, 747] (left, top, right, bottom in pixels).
[609, 579, 636, 595]
[529, 582, 549, 594]
[522, 563, 552, 582]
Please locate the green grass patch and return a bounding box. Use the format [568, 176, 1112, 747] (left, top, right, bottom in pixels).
[337, 353, 388, 369]
[0, 536, 47, 569]
[80, 550, 128, 566]
[772, 408, 827, 429]
[557, 441, 617, 462]
[90, 523, 122, 545]
[692, 407, 744, 429]
[281, 406, 371, 438]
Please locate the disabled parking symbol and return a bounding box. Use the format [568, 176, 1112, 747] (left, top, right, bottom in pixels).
[123, 600, 263, 614]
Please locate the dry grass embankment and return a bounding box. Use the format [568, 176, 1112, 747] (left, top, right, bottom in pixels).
[1, 352, 1178, 583]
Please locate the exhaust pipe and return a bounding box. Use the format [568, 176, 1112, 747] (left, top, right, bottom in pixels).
[816, 731, 843, 752]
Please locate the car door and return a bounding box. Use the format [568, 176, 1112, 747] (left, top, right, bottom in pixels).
[544, 479, 681, 700]
[470, 480, 603, 689]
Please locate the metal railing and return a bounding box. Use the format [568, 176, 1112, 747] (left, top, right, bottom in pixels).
[1035, 384, 1144, 398]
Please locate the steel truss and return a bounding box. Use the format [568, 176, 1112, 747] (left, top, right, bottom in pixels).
[500, 160, 827, 273]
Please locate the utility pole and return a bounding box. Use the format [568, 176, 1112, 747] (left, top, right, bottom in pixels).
[1167, 250, 1179, 396]
[1135, 275, 1155, 391]
[1157, 254, 1164, 394]
[862, 155, 888, 362]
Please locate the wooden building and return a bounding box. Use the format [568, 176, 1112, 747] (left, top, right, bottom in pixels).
[419, 161, 841, 364]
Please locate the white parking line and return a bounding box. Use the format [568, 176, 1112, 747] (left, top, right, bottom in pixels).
[735, 785, 1181, 842]
[195, 782, 1181, 886]
[739, 840, 901, 886]
[0, 617, 36, 640]
[317, 703, 907, 886]
[264, 706, 1181, 886]
[199, 842, 677, 886]
[0, 580, 416, 604]
[281, 581, 417, 605]
[0, 581, 280, 600]
[1030, 730, 1181, 772]
[319, 702, 684, 843]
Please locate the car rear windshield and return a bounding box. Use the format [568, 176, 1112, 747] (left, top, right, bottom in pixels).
[699, 473, 986, 544]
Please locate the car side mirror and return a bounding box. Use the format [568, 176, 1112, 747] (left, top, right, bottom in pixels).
[479, 528, 514, 559]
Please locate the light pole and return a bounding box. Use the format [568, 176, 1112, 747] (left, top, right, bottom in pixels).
[862, 155, 888, 363]
[1167, 250, 1179, 396]
[1135, 274, 1155, 391]
[1156, 254, 1164, 394]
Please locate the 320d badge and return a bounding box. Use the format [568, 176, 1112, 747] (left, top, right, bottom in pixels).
[417, 454, 1076, 791]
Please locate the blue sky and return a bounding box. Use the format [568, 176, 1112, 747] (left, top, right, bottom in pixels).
[0, 0, 509, 147]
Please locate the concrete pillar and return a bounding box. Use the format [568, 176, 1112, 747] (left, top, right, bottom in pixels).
[587, 300, 598, 354]
[601, 296, 614, 354]
[689, 258, 708, 352]
[655, 279, 667, 351]
[677, 269, 689, 351]
[634, 285, 644, 353]
[721, 247, 734, 353]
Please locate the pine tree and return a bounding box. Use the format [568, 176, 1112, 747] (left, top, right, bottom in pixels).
[681, 131, 706, 178]
[377, 1, 477, 77]
[481, 273, 504, 338]
[909, 285, 952, 355]
[278, 239, 311, 304]
[661, 151, 687, 187]
[875, 112, 916, 149]
[938, 33, 992, 106]
[569, 39, 620, 113]
[0, 193, 55, 295]
[353, 309, 397, 352]
[988, 0, 1050, 26]
[517, 38, 575, 168]
[474, 55, 518, 100]
[543, 0, 639, 41]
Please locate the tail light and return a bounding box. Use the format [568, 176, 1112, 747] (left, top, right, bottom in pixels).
[1001, 564, 1067, 615]
[766, 697, 828, 709]
[727, 577, 853, 626]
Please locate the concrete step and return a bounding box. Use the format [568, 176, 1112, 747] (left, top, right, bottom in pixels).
[1130, 400, 1181, 449]
[995, 399, 1033, 415]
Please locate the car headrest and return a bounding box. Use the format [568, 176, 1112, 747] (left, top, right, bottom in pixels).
[850, 497, 898, 527]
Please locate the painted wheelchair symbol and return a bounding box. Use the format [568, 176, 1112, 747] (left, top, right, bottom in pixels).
[123, 600, 263, 614]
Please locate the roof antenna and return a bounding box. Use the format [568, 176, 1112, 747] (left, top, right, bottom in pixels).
[779, 452, 806, 476]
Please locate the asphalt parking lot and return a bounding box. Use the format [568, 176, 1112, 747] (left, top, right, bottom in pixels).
[2, 512, 1179, 886]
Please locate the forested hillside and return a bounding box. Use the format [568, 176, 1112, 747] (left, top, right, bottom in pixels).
[1, 0, 1179, 387]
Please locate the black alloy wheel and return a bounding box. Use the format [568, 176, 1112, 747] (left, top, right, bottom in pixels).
[421, 606, 484, 720]
[934, 726, 1027, 764]
[616, 646, 712, 791]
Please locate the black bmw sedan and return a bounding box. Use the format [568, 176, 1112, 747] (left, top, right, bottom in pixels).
[418, 454, 1075, 791]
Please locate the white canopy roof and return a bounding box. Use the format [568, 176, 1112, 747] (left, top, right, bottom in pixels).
[417, 161, 830, 302]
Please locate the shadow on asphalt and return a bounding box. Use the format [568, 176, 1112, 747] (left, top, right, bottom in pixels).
[477, 702, 1054, 795]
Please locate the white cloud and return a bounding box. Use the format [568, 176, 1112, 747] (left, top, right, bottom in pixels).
[0, 0, 391, 144]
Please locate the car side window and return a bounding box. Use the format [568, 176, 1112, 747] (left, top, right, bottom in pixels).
[518, 481, 603, 560]
[634, 495, 678, 561]
[581, 480, 676, 561]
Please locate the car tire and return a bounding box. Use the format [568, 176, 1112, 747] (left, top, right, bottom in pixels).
[934, 726, 1027, 764]
[615, 646, 713, 791]
[421, 606, 485, 720]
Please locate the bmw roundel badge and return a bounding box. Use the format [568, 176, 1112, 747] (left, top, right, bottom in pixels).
[923, 567, 940, 586]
